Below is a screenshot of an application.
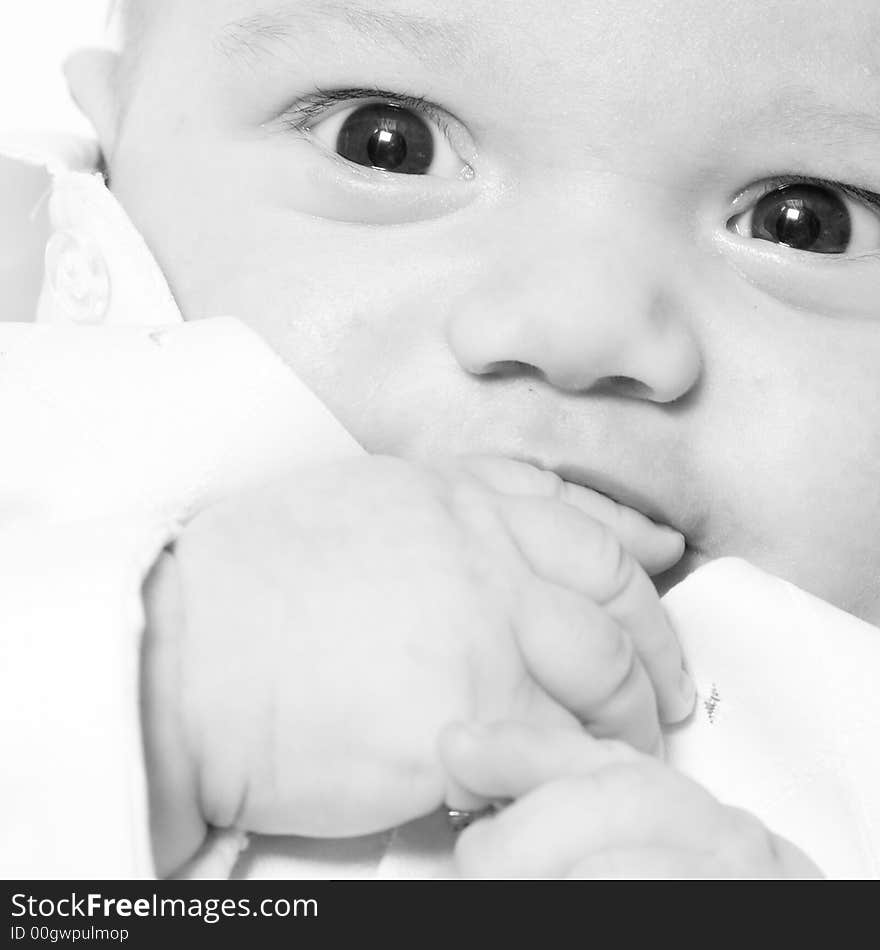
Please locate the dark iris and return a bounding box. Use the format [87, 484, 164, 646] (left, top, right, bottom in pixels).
[751, 183, 851, 253]
[336, 103, 434, 174]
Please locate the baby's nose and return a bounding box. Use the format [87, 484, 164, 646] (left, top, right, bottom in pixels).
[447, 255, 701, 403]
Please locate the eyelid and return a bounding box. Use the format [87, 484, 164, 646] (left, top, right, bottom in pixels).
[277, 86, 477, 165]
[730, 174, 880, 214]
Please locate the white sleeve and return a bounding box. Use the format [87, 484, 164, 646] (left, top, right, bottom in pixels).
[0, 318, 363, 878]
[0, 519, 166, 878]
[0, 317, 363, 526]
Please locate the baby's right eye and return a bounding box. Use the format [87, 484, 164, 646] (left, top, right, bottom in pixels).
[727, 180, 880, 256]
[298, 95, 473, 180]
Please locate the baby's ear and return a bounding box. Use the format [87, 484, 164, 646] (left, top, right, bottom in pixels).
[63, 49, 122, 158]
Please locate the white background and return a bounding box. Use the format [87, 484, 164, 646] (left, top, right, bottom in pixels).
[2, 1, 110, 134]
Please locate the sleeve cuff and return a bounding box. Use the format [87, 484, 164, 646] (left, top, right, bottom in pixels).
[0, 316, 364, 527]
[0, 517, 171, 878]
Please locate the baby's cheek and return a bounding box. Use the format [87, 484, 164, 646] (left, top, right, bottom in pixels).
[762, 393, 880, 614]
[700, 292, 880, 617]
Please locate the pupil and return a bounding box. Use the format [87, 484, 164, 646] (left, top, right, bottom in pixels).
[774, 205, 821, 249]
[367, 128, 408, 170]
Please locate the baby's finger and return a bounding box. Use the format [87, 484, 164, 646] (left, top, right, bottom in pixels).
[567, 830, 822, 879]
[439, 721, 641, 801]
[453, 761, 721, 878]
[456, 456, 684, 576]
[598, 557, 695, 725]
[514, 585, 662, 752]
[499, 496, 694, 724]
[565, 847, 723, 879]
[443, 724, 823, 880]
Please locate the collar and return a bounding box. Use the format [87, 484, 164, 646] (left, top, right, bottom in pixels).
[0, 132, 181, 330]
[665, 558, 880, 878]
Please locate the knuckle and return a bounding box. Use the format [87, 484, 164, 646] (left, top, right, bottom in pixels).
[575, 519, 634, 604]
[590, 626, 638, 701]
[599, 533, 636, 604]
[447, 474, 491, 519]
[447, 490, 526, 584]
[537, 467, 566, 499]
[436, 477, 507, 553]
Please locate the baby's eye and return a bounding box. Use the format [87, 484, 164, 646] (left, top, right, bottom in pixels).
[304, 98, 471, 179]
[728, 181, 880, 255]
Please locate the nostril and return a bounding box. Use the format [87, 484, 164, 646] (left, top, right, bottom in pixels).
[603, 376, 654, 399]
[479, 360, 544, 380]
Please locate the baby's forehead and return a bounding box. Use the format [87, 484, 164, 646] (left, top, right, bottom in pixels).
[130, 0, 880, 157]
[159, 0, 878, 40]
[149, 0, 879, 82]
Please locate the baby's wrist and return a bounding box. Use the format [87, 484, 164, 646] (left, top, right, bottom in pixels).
[141, 548, 208, 877]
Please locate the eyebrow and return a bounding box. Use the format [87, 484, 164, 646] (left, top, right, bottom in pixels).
[754, 85, 880, 146]
[215, 1, 474, 72]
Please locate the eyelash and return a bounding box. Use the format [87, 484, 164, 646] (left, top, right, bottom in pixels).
[738, 174, 880, 214]
[275, 96, 880, 223]
[279, 86, 457, 142]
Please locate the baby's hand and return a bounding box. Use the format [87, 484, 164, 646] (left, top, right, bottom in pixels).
[440, 721, 823, 879]
[141, 456, 691, 874]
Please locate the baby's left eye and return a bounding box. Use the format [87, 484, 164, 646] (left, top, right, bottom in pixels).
[728, 181, 880, 255]
[303, 99, 471, 179]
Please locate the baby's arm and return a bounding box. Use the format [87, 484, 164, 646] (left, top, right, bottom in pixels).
[440, 721, 822, 879]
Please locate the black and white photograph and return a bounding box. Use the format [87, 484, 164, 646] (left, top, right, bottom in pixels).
[1, 0, 878, 910]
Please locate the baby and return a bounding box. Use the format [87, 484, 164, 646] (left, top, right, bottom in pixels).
[6, 0, 880, 878]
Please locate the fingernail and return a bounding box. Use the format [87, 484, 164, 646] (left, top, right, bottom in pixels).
[647, 528, 686, 574]
[659, 527, 686, 556]
[659, 524, 685, 541]
[678, 668, 696, 712]
[661, 668, 697, 723]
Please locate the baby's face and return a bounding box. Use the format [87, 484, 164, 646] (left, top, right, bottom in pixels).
[110, 0, 880, 620]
